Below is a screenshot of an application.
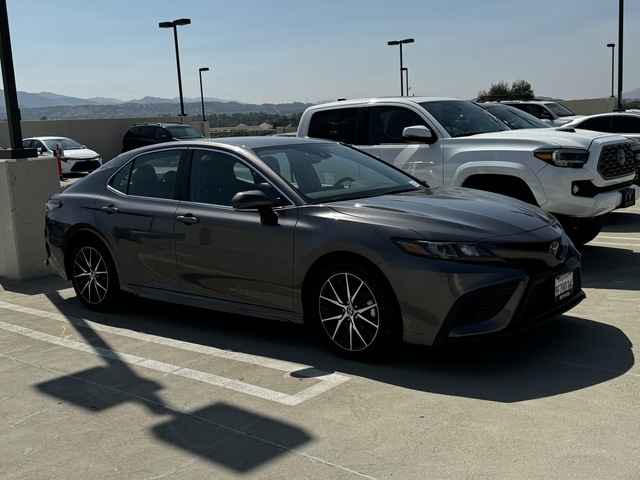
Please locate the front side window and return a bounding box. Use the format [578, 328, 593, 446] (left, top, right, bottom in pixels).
[420, 101, 507, 138]
[43, 137, 83, 150]
[368, 106, 430, 144]
[308, 108, 359, 144]
[253, 142, 422, 203]
[577, 116, 615, 133]
[127, 150, 181, 199]
[189, 149, 284, 207]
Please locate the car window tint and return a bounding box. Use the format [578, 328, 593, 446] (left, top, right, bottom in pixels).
[128, 150, 181, 199]
[308, 108, 359, 144]
[140, 126, 156, 138]
[578, 116, 615, 133]
[109, 162, 133, 193]
[189, 150, 284, 207]
[368, 106, 429, 144]
[613, 115, 640, 134]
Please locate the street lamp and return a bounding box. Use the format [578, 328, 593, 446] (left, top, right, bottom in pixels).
[198, 67, 210, 122]
[159, 18, 191, 117]
[387, 38, 414, 96]
[616, 0, 624, 111]
[606, 43, 615, 98]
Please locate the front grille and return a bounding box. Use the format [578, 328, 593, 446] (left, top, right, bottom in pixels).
[598, 144, 636, 180]
[70, 160, 101, 172]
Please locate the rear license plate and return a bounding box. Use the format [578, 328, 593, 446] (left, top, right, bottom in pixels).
[619, 187, 636, 208]
[555, 272, 574, 301]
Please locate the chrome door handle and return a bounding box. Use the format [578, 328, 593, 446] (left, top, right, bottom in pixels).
[176, 214, 199, 225]
[100, 204, 119, 214]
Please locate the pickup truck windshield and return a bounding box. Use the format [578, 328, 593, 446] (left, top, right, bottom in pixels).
[546, 102, 576, 118]
[253, 143, 423, 203]
[420, 101, 508, 138]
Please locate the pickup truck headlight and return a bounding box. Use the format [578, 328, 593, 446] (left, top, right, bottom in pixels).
[395, 239, 498, 262]
[534, 148, 589, 168]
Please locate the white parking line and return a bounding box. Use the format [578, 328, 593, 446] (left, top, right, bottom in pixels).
[0, 301, 349, 406]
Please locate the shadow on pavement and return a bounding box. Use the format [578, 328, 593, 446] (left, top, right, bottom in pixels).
[39, 292, 635, 405]
[34, 292, 312, 473]
[602, 211, 640, 234]
[580, 245, 640, 291]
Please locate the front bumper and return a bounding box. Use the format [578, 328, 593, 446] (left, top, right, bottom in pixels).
[61, 158, 102, 174]
[436, 257, 584, 342]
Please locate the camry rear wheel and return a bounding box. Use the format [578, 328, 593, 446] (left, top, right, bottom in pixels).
[70, 241, 119, 310]
[312, 263, 398, 358]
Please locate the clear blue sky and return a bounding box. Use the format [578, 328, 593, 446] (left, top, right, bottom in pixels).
[5, 0, 639, 103]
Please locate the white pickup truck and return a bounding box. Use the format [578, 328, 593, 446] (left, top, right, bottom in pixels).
[297, 97, 638, 244]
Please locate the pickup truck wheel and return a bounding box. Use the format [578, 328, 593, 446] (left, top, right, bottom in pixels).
[462, 176, 538, 206]
[559, 217, 603, 247]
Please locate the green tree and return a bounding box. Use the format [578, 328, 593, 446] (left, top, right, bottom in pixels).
[477, 80, 535, 101]
[510, 80, 535, 100]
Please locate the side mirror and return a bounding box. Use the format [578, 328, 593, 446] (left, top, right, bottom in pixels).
[402, 125, 433, 142]
[39, 146, 47, 155]
[232, 190, 275, 210]
[232, 190, 278, 225]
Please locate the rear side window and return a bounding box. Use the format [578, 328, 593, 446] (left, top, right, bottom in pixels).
[308, 108, 359, 144]
[368, 106, 429, 144]
[613, 115, 640, 134]
[111, 150, 182, 199]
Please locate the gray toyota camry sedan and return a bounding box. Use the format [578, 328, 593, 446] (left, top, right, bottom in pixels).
[45, 137, 585, 358]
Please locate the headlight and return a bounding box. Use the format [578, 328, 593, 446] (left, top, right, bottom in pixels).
[534, 148, 589, 168]
[395, 239, 498, 262]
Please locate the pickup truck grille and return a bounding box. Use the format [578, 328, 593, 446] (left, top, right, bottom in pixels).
[598, 144, 636, 180]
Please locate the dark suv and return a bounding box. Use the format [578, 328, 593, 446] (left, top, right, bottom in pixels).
[122, 123, 204, 152]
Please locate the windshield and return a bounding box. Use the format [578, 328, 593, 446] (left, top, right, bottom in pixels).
[253, 143, 423, 203]
[43, 138, 83, 150]
[420, 101, 508, 137]
[484, 104, 548, 129]
[165, 125, 203, 139]
[546, 102, 575, 117]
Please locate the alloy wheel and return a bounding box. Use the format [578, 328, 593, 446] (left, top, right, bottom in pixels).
[72, 246, 109, 305]
[318, 272, 380, 352]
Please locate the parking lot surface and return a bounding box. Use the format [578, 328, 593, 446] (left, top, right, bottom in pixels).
[1, 206, 639, 480]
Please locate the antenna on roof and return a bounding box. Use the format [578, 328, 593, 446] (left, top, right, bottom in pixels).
[337, 98, 347, 102]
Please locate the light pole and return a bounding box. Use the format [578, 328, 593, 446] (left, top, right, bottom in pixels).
[616, 0, 624, 111]
[159, 18, 191, 117]
[198, 67, 210, 122]
[0, 0, 36, 159]
[387, 38, 414, 96]
[606, 43, 615, 98]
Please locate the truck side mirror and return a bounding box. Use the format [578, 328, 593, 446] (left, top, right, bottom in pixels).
[402, 125, 434, 143]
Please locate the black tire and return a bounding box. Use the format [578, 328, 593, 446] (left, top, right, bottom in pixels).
[69, 239, 120, 310]
[560, 217, 603, 247]
[309, 262, 399, 359]
[464, 176, 538, 205]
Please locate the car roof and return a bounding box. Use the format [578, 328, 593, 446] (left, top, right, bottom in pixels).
[196, 136, 333, 149]
[130, 123, 185, 128]
[502, 100, 557, 105]
[24, 136, 71, 140]
[311, 96, 460, 109]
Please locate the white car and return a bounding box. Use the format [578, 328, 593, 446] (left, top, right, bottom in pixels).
[502, 100, 583, 126]
[23, 136, 102, 175]
[560, 112, 640, 140]
[297, 97, 637, 245]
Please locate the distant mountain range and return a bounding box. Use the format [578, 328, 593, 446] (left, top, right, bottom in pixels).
[0, 89, 311, 120]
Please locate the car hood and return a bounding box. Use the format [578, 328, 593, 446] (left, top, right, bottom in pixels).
[466, 127, 625, 149]
[63, 148, 99, 159]
[329, 187, 558, 242]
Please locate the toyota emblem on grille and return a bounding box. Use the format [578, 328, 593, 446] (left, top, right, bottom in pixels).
[549, 240, 560, 258]
[617, 148, 627, 166]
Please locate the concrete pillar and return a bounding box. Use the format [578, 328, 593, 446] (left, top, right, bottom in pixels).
[0, 156, 59, 280]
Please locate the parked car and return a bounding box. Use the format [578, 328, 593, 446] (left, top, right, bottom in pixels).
[23, 137, 102, 175]
[45, 137, 584, 358]
[122, 123, 204, 152]
[297, 97, 637, 245]
[502, 100, 583, 126]
[478, 102, 549, 129]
